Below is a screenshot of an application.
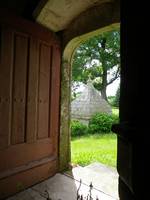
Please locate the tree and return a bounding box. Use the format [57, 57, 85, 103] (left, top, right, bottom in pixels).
[72, 30, 120, 101]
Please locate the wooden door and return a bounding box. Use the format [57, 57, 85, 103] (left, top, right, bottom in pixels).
[0, 13, 61, 199]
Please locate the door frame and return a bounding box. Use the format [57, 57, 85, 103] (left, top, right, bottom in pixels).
[59, 23, 120, 171]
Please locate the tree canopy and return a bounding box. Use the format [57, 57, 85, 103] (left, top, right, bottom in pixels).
[72, 30, 120, 101]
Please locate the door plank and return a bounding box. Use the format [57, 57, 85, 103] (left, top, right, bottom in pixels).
[26, 38, 39, 143]
[0, 27, 13, 150]
[37, 43, 51, 139]
[50, 45, 61, 157]
[11, 34, 29, 145]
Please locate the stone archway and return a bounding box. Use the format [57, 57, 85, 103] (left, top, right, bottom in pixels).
[59, 22, 120, 171]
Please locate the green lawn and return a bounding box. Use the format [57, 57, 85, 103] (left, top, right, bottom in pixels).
[112, 107, 119, 116]
[71, 133, 117, 168]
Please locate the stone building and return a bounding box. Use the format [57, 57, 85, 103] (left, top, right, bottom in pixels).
[71, 79, 112, 125]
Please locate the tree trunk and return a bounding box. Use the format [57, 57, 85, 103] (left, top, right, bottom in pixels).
[101, 85, 107, 101]
[101, 71, 107, 101]
[101, 46, 108, 101]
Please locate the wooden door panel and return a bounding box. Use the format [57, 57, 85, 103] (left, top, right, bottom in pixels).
[0, 138, 53, 172]
[0, 160, 57, 198]
[0, 14, 61, 199]
[11, 33, 28, 145]
[0, 27, 13, 150]
[50, 46, 61, 157]
[26, 38, 39, 143]
[38, 44, 51, 139]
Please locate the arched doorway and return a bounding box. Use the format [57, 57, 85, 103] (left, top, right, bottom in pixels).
[56, 3, 120, 199]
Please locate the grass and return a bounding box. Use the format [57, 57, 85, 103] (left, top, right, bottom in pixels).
[71, 133, 117, 168]
[112, 107, 119, 116]
[71, 107, 119, 168]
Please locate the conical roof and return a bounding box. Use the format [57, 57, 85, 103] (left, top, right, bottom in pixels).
[71, 79, 112, 120]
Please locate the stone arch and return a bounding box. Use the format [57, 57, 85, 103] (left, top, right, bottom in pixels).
[59, 2, 120, 170]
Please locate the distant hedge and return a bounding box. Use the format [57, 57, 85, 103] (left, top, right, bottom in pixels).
[89, 113, 118, 134]
[71, 120, 88, 137]
[71, 113, 119, 136]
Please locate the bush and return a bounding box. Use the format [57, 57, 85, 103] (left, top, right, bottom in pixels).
[89, 113, 118, 134]
[113, 86, 120, 107]
[111, 113, 119, 124]
[71, 120, 88, 137]
[107, 96, 116, 106]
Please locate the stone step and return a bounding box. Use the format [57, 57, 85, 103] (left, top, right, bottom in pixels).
[84, 162, 118, 175]
[7, 163, 119, 200]
[7, 173, 117, 200]
[64, 162, 119, 199]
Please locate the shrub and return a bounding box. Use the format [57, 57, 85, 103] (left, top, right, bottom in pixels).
[107, 96, 116, 106]
[71, 120, 88, 137]
[89, 113, 118, 134]
[113, 86, 120, 107]
[112, 114, 119, 124]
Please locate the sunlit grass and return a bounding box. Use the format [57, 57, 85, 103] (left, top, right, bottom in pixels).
[112, 107, 119, 116]
[71, 133, 117, 168]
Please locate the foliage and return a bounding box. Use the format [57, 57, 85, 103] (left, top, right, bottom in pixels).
[71, 120, 88, 137]
[112, 107, 119, 116]
[88, 113, 118, 134]
[107, 96, 116, 106]
[71, 108, 119, 136]
[107, 85, 120, 107]
[113, 86, 120, 107]
[71, 133, 117, 167]
[72, 30, 120, 100]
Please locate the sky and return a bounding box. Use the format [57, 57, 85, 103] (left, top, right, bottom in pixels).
[73, 77, 120, 97]
[106, 77, 120, 96]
